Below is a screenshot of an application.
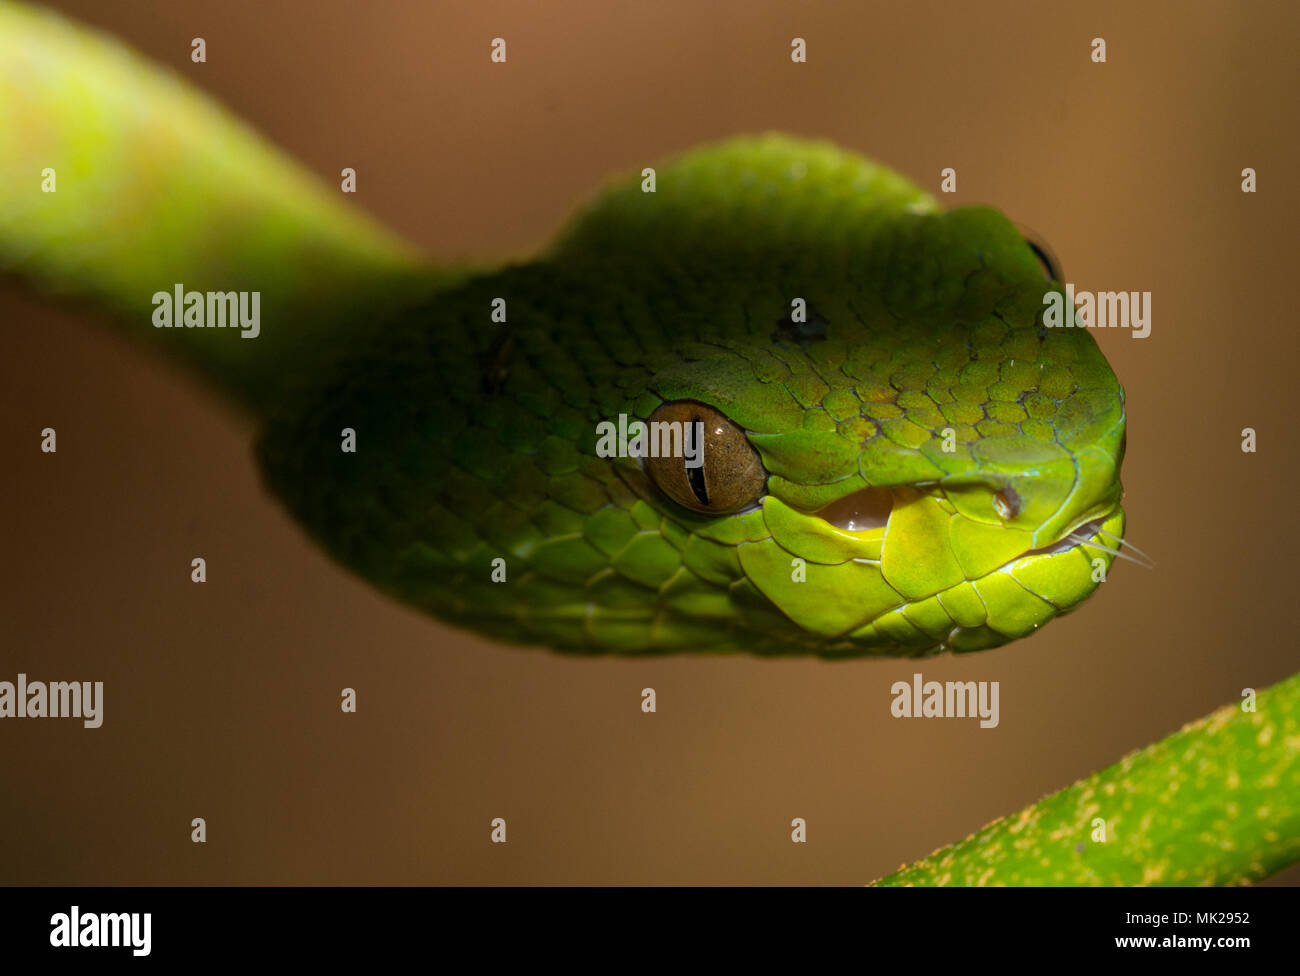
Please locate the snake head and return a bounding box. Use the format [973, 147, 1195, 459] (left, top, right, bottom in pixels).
[618, 199, 1129, 656]
[258, 136, 1128, 657]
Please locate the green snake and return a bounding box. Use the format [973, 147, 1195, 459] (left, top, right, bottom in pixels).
[2, 3, 1129, 658]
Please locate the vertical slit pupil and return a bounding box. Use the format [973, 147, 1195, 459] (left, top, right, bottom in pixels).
[686, 416, 709, 506]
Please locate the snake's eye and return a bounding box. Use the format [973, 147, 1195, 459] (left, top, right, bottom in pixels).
[642, 401, 766, 515]
[1018, 225, 1062, 282]
[1025, 237, 1061, 283]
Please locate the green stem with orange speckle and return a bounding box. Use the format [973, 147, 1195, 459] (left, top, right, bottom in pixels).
[874, 671, 1300, 885]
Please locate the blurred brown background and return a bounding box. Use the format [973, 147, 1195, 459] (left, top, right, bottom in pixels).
[2, 0, 1297, 884]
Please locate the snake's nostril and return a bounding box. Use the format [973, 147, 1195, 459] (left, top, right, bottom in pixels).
[993, 488, 1020, 520]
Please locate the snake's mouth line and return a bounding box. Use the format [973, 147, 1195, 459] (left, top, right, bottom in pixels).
[1021, 514, 1111, 559]
[807, 485, 1131, 570]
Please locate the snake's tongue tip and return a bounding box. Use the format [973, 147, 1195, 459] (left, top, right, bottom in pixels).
[1093, 525, 1155, 569]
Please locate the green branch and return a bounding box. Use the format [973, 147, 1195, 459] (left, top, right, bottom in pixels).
[874, 671, 1300, 885]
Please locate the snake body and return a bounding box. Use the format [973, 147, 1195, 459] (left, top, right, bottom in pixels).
[2, 4, 1126, 658]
